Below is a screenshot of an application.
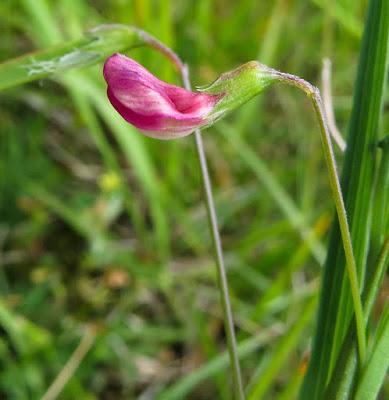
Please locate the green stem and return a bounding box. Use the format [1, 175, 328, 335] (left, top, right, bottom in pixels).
[274, 72, 366, 363]
[310, 91, 366, 364]
[181, 65, 245, 400]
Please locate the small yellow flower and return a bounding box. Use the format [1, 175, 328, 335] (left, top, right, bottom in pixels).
[99, 171, 121, 192]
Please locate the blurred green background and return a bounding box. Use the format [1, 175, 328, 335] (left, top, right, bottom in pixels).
[2, 0, 384, 399]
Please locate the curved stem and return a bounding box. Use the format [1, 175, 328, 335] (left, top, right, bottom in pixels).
[311, 90, 366, 364]
[274, 71, 366, 363]
[42, 326, 96, 400]
[135, 28, 185, 72]
[181, 65, 245, 400]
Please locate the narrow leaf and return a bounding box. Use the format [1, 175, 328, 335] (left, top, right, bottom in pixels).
[300, 0, 389, 398]
[354, 303, 389, 400]
[0, 24, 143, 91]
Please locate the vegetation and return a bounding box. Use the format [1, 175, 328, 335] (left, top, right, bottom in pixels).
[0, 0, 387, 399]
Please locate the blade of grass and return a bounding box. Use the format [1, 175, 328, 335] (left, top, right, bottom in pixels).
[20, 0, 62, 45]
[250, 214, 329, 322]
[310, 0, 363, 39]
[247, 294, 317, 399]
[277, 367, 305, 400]
[157, 324, 285, 400]
[300, 0, 389, 397]
[0, 25, 147, 91]
[354, 300, 389, 399]
[323, 234, 389, 399]
[366, 137, 389, 287]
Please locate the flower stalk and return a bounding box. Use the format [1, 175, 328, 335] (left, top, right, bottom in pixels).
[273, 71, 366, 363]
[181, 64, 245, 400]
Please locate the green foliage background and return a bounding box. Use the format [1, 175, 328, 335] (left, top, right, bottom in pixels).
[0, 0, 387, 399]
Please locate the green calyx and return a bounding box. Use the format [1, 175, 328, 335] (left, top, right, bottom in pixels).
[198, 61, 279, 123]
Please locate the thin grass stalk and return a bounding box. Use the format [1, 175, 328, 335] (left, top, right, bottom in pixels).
[181, 65, 245, 400]
[140, 35, 245, 398]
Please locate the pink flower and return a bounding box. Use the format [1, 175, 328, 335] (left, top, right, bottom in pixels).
[103, 53, 221, 139]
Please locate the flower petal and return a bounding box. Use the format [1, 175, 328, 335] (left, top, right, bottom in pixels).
[103, 53, 220, 138]
[104, 54, 176, 115]
[107, 87, 206, 137]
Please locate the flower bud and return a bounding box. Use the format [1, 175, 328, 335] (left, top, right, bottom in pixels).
[103, 54, 278, 139]
[103, 53, 220, 139]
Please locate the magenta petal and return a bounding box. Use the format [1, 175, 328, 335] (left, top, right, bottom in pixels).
[103, 53, 220, 139]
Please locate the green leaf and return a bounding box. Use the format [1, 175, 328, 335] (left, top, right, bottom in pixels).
[354, 302, 389, 400]
[300, 0, 389, 398]
[0, 24, 144, 91]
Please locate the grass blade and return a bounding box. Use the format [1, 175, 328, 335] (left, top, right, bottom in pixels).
[300, 0, 389, 397]
[354, 302, 389, 400]
[0, 25, 145, 91]
[157, 326, 282, 400]
[247, 294, 317, 400]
